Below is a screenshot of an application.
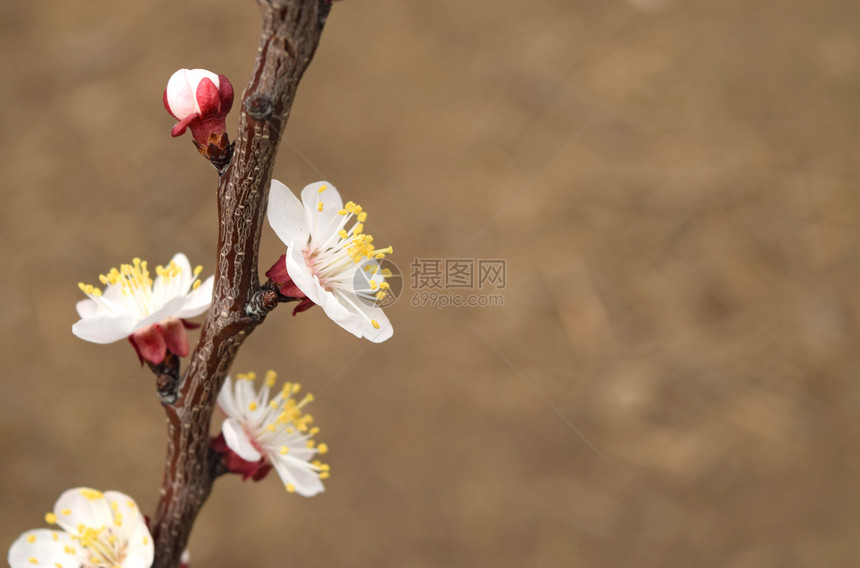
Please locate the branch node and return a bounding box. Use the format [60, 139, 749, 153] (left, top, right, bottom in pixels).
[245, 94, 274, 122]
[245, 281, 282, 320]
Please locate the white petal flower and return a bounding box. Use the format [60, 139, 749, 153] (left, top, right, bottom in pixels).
[72, 253, 214, 364]
[216, 371, 330, 497]
[7, 487, 153, 568]
[267, 180, 394, 342]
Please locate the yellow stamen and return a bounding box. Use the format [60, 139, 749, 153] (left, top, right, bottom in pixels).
[265, 370, 277, 387]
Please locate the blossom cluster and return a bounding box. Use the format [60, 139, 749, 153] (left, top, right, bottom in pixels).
[11, 64, 396, 568]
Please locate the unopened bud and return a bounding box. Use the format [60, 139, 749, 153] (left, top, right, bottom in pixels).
[163, 68, 234, 168]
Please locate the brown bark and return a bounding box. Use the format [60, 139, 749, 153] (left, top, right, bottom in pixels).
[149, 2, 329, 567]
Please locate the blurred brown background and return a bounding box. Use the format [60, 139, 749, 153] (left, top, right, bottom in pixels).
[2, 0, 860, 566]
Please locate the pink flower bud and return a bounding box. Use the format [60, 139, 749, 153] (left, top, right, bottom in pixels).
[163, 68, 234, 162]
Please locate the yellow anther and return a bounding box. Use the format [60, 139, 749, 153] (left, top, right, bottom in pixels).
[317, 443, 329, 454]
[266, 424, 276, 432]
[110, 502, 118, 512]
[357, 212, 367, 222]
[369, 280, 378, 290]
[269, 400, 278, 409]
[28, 557, 37, 564]
[319, 472, 330, 479]
[248, 402, 258, 411]
[375, 291, 387, 300]
[354, 223, 364, 235]
[265, 370, 277, 387]
[338, 209, 347, 216]
[27, 534, 36, 543]
[52, 534, 58, 542]
[280, 446, 290, 455]
[61, 508, 71, 515]
[306, 440, 316, 449]
[79, 488, 103, 500]
[338, 229, 348, 239]
[379, 282, 390, 290]
[194, 265, 203, 276]
[45, 513, 57, 524]
[193, 280, 201, 290]
[371, 320, 380, 329]
[381, 268, 393, 277]
[317, 202, 324, 212]
[56, 563, 63, 568]
[310, 427, 320, 435]
[143, 536, 149, 546]
[292, 384, 301, 394]
[285, 484, 296, 493]
[318, 185, 327, 193]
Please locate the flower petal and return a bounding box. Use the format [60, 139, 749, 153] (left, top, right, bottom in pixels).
[300, 181, 345, 245]
[7, 529, 77, 568]
[75, 298, 103, 319]
[53, 487, 114, 534]
[222, 417, 262, 462]
[131, 296, 188, 333]
[72, 314, 137, 344]
[270, 458, 325, 497]
[345, 296, 394, 343]
[267, 180, 310, 247]
[174, 275, 214, 319]
[103, 491, 153, 568]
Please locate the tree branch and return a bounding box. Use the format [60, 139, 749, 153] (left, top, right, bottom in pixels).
[149, 2, 328, 567]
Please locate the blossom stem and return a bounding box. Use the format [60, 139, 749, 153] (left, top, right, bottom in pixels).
[147, 352, 181, 404]
[149, 3, 329, 568]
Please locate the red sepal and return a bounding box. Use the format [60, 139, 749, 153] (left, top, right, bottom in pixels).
[161, 318, 190, 357]
[129, 324, 167, 365]
[217, 74, 234, 115]
[195, 77, 221, 118]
